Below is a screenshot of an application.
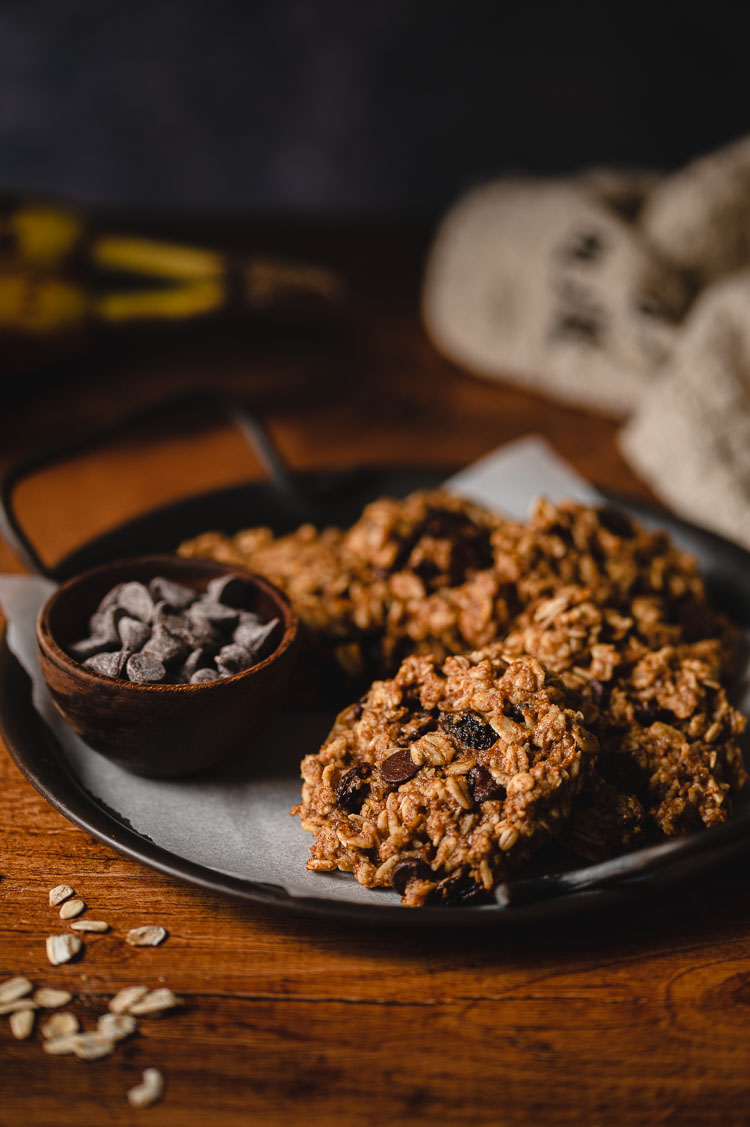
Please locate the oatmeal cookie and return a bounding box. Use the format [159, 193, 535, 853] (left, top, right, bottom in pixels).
[292, 651, 599, 906]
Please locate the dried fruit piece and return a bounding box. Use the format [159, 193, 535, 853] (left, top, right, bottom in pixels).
[45, 934, 82, 966]
[335, 765, 371, 813]
[98, 1012, 137, 1041]
[443, 711, 498, 750]
[109, 985, 149, 1014]
[127, 1068, 165, 1108]
[34, 987, 72, 1008]
[41, 1012, 79, 1039]
[0, 975, 33, 1004]
[391, 858, 432, 895]
[48, 885, 74, 908]
[380, 749, 421, 784]
[128, 988, 181, 1016]
[59, 898, 86, 920]
[126, 926, 168, 948]
[10, 1010, 35, 1039]
[70, 919, 109, 933]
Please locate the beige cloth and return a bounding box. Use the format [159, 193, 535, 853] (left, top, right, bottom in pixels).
[423, 135, 750, 548]
[620, 274, 750, 551]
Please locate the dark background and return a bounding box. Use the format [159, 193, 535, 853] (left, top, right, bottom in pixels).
[1, 0, 748, 215]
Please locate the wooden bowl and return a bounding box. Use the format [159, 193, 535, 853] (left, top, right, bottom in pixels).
[36, 554, 298, 778]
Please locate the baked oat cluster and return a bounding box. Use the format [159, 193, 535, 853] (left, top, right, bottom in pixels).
[180, 491, 748, 905]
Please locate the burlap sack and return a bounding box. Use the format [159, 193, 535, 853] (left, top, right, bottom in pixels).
[620, 273, 750, 550]
[422, 178, 688, 415]
[641, 135, 750, 287]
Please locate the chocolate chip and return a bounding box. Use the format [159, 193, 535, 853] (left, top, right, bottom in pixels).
[216, 643, 254, 676]
[89, 605, 126, 644]
[442, 711, 498, 751]
[588, 678, 610, 707]
[117, 582, 155, 623]
[380, 749, 420, 784]
[189, 668, 219, 684]
[118, 616, 151, 652]
[149, 576, 194, 609]
[83, 650, 131, 679]
[95, 582, 126, 614]
[233, 616, 278, 655]
[438, 870, 484, 906]
[633, 702, 675, 727]
[69, 635, 114, 660]
[335, 764, 371, 813]
[597, 505, 635, 538]
[504, 702, 526, 724]
[391, 858, 432, 895]
[142, 630, 189, 666]
[467, 765, 506, 806]
[180, 647, 209, 680]
[126, 653, 167, 684]
[206, 574, 251, 608]
[190, 599, 240, 629]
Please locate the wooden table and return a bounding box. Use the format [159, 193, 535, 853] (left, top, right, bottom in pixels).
[1, 220, 749, 1126]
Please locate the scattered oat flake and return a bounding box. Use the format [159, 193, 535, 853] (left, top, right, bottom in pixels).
[9, 1009, 35, 1040]
[45, 934, 83, 966]
[98, 1012, 137, 1042]
[127, 1068, 165, 1109]
[34, 987, 73, 1008]
[109, 985, 149, 1014]
[59, 899, 86, 920]
[70, 919, 109, 933]
[128, 988, 181, 1016]
[73, 1032, 116, 1060]
[0, 976, 33, 1004]
[126, 926, 168, 948]
[41, 1012, 79, 1039]
[48, 884, 75, 907]
[42, 1033, 79, 1055]
[0, 999, 38, 1015]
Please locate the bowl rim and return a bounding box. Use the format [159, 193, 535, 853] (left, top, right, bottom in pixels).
[36, 553, 299, 694]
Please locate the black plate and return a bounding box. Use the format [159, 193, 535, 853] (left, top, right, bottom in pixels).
[2, 465, 750, 928]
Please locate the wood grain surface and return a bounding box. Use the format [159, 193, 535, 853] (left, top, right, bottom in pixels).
[1, 220, 749, 1126]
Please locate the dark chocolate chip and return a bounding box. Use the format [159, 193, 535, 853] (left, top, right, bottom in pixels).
[380, 749, 421, 784]
[467, 765, 506, 806]
[438, 870, 484, 906]
[180, 647, 209, 680]
[216, 643, 254, 675]
[588, 679, 610, 707]
[206, 574, 251, 608]
[126, 653, 167, 684]
[504, 702, 526, 724]
[142, 630, 189, 666]
[442, 711, 498, 751]
[149, 576, 194, 609]
[633, 702, 675, 727]
[391, 858, 432, 895]
[69, 635, 114, 661]
[233, 617, 278, 655]
[83, 650, 131, 679]
[335, 764, 371, 813]
[190, 599, 240, 629]
[95, 582, 126, 614]
[189, 667, 220, 684]
[597, 505, 635, 538]
[117, 582, 154, 623]
[118, 616, 151, 652]
[89, 605, 126, 644]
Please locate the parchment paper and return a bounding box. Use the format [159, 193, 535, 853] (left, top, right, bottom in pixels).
[0, 435, 724, 908]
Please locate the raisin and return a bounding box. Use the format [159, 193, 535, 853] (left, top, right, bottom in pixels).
[442, 711, 498, 751]
[504, 702, 526, 724]
[391, 858, 432, 895]
[597, 505, 635, 538]
[335, 764, 371, 813]
[467, 765, 506, 806]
